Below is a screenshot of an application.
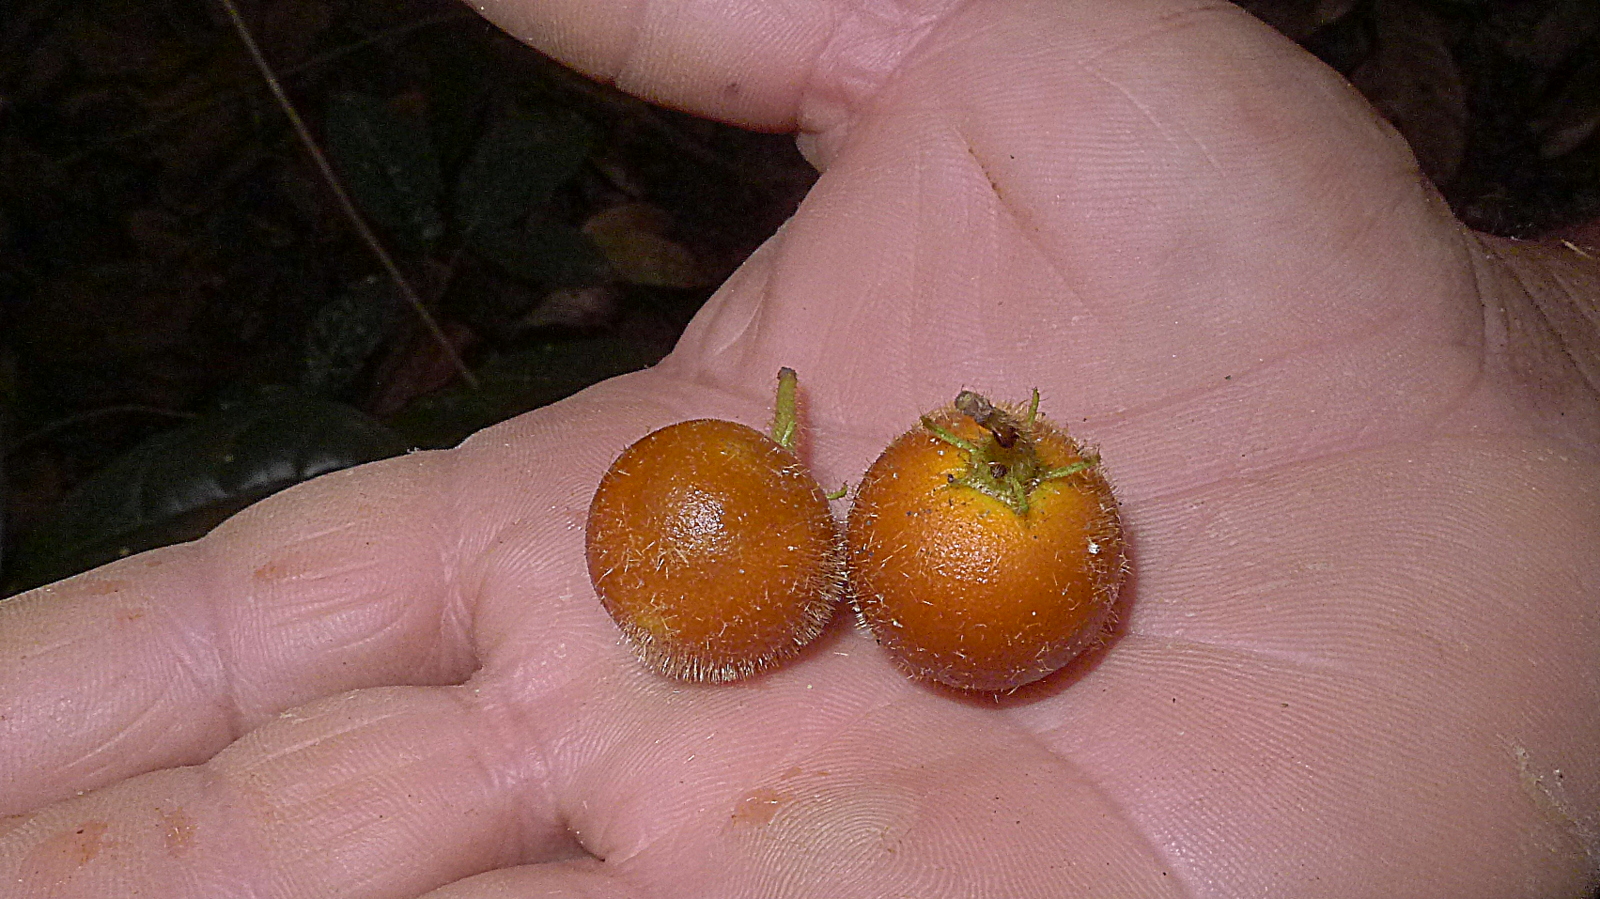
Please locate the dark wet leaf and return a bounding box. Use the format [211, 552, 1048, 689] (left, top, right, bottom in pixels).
[454, 103, 598, 232]
[474, 215, 608, 286]
[583, 202, 711, 288]
[6, 391, 409, 592]
[387, 338, 664, 449]
[301, 276, 404, 399]
[365, 319, 477, 417]
[1231, 0, 1362, 41]
[1533, 50, 1600, 159]
[324, 91, 445, 248]
[1351, 0, 1468, 183]
[518, 285, 622, 331]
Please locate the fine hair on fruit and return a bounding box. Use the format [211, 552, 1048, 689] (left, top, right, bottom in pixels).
[847, 389, 1126, 692]
[585, 370, 844, 683]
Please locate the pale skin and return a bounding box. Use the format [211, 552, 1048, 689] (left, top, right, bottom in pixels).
[3, 0, 1599, 895]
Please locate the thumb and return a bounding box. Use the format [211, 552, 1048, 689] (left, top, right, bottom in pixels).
[469, 0, 933, 132]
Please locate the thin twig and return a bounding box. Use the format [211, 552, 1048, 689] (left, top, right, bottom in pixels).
[214, 0, 478, 389]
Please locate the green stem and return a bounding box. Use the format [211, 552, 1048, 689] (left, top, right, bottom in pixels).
[771, 367, 799, 450]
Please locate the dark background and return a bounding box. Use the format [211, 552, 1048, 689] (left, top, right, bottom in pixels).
[2, 0, 1598, 593]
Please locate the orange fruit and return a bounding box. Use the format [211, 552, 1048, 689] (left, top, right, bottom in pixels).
[586, 370, 842, 682]
[847, 390, 1125, 691]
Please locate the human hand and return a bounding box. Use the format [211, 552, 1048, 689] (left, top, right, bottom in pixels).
[5, 0, 1599, 896]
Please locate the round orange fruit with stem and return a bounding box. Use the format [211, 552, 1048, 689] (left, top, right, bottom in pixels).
[586, 369, 843, 683]
[846, 390, 1125, 692]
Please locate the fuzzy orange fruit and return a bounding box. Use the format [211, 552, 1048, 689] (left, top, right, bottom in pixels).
[847, 390, 1125, 691]
[586, 370, 842, 683]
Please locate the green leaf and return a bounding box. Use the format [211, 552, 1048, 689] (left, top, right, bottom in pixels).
[301, 276, 403, 399]
[324, 92, 445, 248]
[454, 104, 597, 232]
[474, 215, 608, 287]
[388, 338, 664, 449]
[7, 390, 410, 593]
[582, 202, 711, 288]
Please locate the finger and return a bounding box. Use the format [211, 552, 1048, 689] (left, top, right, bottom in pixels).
[0, 684, 576, 899]
[470, 0, 958, 134]
[0, 452, 480, 814]
[415, 860, 635, 899]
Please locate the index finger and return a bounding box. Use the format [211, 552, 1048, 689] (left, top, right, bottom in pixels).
[0, 447, 471, 814]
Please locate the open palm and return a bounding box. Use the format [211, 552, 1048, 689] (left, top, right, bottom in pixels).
[4, 0, 1598, 896]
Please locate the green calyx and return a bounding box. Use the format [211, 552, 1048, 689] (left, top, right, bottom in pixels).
[921, 389, 1095, 517]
